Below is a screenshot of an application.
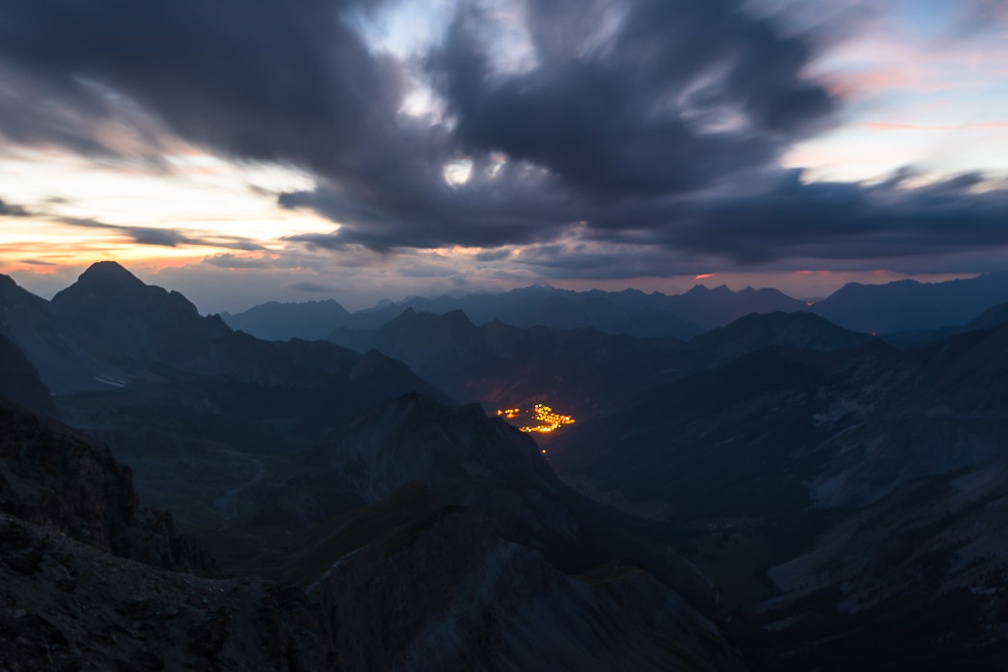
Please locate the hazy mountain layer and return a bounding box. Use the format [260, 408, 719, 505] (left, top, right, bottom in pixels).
[331, 308, 689, 417]
[227, 273, 1008, 343]
[810, 273, 1008, 333]
[331, 308, 872, 420]
[222, 298, 349, 341]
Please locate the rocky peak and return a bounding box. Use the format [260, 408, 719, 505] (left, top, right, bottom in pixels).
[52, 261, 197, 318]
[76, 260, 144, 287]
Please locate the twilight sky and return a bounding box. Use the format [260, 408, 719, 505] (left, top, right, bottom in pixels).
[1, 0, 1006, 312]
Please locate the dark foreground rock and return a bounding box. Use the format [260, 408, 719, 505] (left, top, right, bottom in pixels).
[0, 398, 746, 671]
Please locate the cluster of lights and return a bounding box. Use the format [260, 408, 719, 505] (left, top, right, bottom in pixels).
[496, 403, 575, 434]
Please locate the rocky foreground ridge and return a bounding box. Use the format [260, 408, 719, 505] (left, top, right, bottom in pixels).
[0, 398, 744, 671]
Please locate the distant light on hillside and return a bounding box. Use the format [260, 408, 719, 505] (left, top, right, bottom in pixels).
[497, 403, 575, 434]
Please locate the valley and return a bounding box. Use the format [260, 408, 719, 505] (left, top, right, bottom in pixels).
[2, 263, 1008, 669]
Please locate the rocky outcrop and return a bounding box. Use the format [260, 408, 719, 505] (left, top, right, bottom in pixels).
[0, 512, 335, 671]
[313, 513, 744, 672]
[0, 396, 746, 671]
[0, 503, 745, 672]
[0, 401, 214, 575]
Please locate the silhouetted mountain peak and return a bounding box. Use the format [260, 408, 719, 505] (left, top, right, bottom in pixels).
[442, 308, 474, 324]
[77, 260, 142, 287]
[53, 262, 197, 318]
[509, 283, 557, 296]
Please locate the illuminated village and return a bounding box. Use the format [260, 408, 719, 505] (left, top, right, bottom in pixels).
[496, 403, 575, 434]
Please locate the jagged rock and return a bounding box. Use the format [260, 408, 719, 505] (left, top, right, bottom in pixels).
[0, 401, 214, 575]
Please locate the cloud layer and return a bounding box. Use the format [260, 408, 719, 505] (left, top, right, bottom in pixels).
[0, 0, 1005, 279]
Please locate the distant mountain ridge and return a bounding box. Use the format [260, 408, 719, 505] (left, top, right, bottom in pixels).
[810, 273, 1008, 332]
[330, 308, 687, 416]
[330, 308, 873, 418]
[687, 311, 873, 367]
[225, 273, 1008, 342]
[0, 262, 445, 405]
[222, 299, 349, 341]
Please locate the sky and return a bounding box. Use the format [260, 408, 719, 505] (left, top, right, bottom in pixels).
[0, 0, 1006, 312]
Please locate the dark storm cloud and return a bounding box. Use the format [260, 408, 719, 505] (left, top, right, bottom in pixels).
[2, 0, 1006, 275]
[289, 281, 337, 293]
[544, 170, 1008, 268]
[0, 62, 122, 157]
[428, 0, 834, 196]
[280, 0, 846, 253]
[658, 171, 1008, 264]
[0, 197, 30, 217]
[204, 253, 274, 269]
[0, 0, 400, 171]
[0, 0, 837, 248]
[473, 248, 513, 262]
[280, 155, 589, 251]
[58, 217, 264, 251]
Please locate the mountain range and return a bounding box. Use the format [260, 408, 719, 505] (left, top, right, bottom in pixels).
[221, 299, 350, 341]
[225, 272, 1008, 341]
[4, 260, 1008, 670]
[548, 325, 1008, 667]
[0, 263, 748, 670]
[330, 308, 873, 421]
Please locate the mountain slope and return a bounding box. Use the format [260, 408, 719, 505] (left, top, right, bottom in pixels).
[0, 398, 744, 671]
[0, 399, 214, 574]
[811, 274, 1008, 333]
[967, 300, 1008, 330]
[0, 334, 54, 415]
[222, 299, 350, 341]
[331, 308, 688, 415]
[232, 392, 715, 601]
[686, 311, 873, 367]
[332, 308, 873, 419]
[549, 326, 1008, 667]
[1, 263, 449, 400]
